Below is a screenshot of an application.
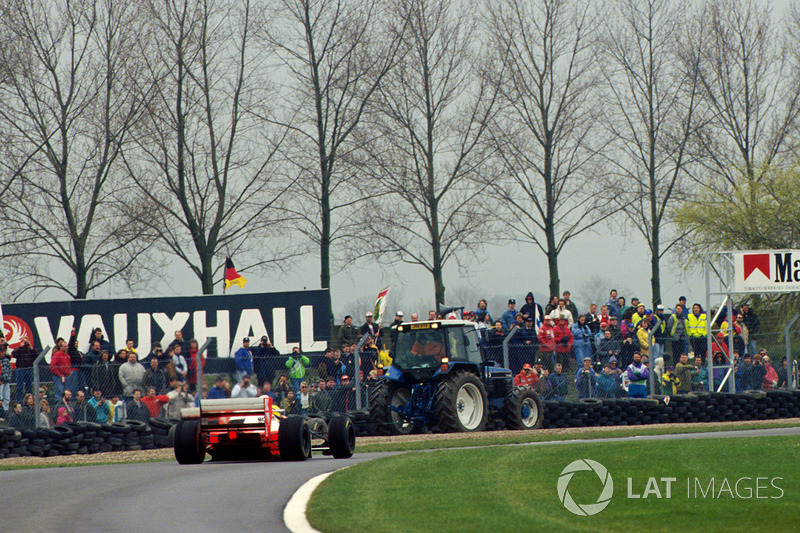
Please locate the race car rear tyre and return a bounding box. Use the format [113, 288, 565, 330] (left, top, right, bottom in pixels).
[435, 371, 488, 432]
[279, 416, 310, 461]
[503, 386, 543, 430]
[328, 416, 356, 459]
[174, 420, 205, 465]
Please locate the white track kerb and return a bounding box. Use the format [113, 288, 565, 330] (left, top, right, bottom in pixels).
[284, 467, 350, 533]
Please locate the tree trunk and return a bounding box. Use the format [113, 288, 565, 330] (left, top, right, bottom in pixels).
[650, 227, 661, 306]
[546, 238, 559, 299]
[201, 253, 214, 295]
[320, 193, 333, 325]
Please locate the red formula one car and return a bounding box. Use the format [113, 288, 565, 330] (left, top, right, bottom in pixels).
[174, 397, 355, 464]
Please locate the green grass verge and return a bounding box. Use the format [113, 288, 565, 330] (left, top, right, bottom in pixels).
[355, 420, 800, 453]
[309, 435, 800, 533]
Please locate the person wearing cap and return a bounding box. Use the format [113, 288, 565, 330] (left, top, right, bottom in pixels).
[553, 316, 574, 369]
[636, 317, 652, 358]
[575, 357, 597, 398]
[514, 363, 539, 387]
[234, 337, 254, 384]
[537, 315, 556, 370]
[631, 304, 647, 326]
[361, 311, 382, 340]
[390, 311, 404, 347]
[501, 299, 518, 332]
[338, 315, 360, 348]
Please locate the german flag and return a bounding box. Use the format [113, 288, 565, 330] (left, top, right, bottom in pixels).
[224, 257, 247, 290]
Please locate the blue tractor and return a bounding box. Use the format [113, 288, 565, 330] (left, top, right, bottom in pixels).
[369, 319, 542, 434]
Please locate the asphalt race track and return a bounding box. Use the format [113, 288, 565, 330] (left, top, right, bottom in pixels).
[0, 452, 387, 533]
[2, 427, 798, 533]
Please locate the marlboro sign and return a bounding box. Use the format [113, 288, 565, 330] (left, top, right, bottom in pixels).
[733, 250, 800, 293]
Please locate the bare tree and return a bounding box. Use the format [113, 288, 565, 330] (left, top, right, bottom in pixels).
[262, 0, 404, 316]
[124, 0, 294, 294]
[0, 0, 152, 299]
[679, 0, 800, 251]
[354, 0, 497, 306]
[484, 0, 603, 298]
[598, 0, 701, 305]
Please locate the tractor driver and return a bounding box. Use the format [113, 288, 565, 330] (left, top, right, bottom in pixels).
[410, 332, 446, 361]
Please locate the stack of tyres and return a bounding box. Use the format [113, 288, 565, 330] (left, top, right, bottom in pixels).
[148, 418, 176, 448]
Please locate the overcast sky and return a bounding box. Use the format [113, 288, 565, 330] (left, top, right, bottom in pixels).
[10, 0, 794, 323]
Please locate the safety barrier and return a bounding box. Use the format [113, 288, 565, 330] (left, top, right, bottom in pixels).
[540, 389, 800, 429]
[0, 417, 177, 459]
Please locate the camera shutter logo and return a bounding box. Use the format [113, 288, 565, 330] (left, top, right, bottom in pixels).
[557, 459, 614, 516]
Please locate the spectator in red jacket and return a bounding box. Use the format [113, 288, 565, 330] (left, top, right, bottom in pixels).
[50, 338, 72, 402]
[186, 339, 206, 393]
[141, 387, 170, 418]
[553, 317, 574, 369]
[537, 316, 556, 370]
[514, 363, 539, 387]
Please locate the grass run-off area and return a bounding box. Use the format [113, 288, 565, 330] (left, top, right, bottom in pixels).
[354, 419, 800, 453]
[308, 434, 800, 533]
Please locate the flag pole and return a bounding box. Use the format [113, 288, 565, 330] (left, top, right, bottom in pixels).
[223, 257, 227, 294]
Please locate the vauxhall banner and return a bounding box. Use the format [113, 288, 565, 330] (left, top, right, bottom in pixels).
[1, 290, 329, 363]
[733, 250, 800, 293]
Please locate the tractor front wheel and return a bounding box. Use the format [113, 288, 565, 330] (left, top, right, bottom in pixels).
[504, 386, 543, 430]
[435, 371, 488, 432]
[369, 380, 415, 435]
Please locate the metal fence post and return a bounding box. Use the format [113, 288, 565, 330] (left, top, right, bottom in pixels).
[785, 314, 799, 389]
[32, 346, 52, 429]
[354, 334, 369, 410]
[502, 326, 518, 370]
[649, 319, 660, 396]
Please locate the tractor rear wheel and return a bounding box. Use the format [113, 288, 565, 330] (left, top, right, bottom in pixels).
[435, 371, 488, 432]
[279, 416, 311, 461]
[504, 386, 543, 430]
[328, 416, 356, 458]
[174, 420, 205, 464]
[369, 380, 415, 435]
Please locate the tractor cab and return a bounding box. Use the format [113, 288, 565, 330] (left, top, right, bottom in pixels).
[389, 321, 483, 381]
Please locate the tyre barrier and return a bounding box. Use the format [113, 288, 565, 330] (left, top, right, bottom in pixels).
[0, 418, 179, 459]
[540, 390, 800, 429]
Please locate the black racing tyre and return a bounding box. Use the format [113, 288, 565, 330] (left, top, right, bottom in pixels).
[504, 386, 543, 430]
[328, 416, 356, 459]
[174, 420, 205, 465]
[743, 390, 766, 400]
[435, 371, 489, 433]
[306, 417, 329, 437]
[279, 416, 311, 461]
[369, 380, 415, 435]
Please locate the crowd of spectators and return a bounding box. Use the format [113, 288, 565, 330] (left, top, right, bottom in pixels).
[0, 287, 794, 431]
